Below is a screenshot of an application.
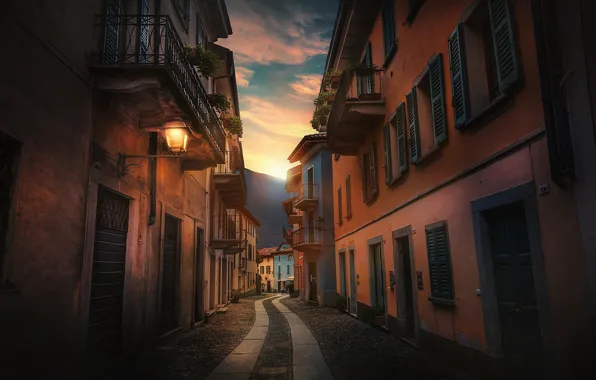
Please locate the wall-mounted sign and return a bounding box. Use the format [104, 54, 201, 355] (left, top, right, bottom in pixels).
[416, 271, 423, 290]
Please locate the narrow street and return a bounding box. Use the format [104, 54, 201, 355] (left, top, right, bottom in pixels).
[98, 295, 472, 380]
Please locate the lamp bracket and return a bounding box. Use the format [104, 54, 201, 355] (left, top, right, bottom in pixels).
[117, 153, 184, 178]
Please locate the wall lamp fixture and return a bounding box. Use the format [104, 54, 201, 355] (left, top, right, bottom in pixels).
[118, 119, 190, 177]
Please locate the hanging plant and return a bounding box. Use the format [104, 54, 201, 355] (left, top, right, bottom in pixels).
[223, 115, 243, 137]
[207, 93, 231, 114]
[184, 44, 221, 77]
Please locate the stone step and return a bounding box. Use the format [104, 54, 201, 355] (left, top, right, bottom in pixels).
[216, 307, 228, 314]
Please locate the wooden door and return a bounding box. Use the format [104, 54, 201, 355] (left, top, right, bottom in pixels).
[370, 243, 385, 311]
[485, 202, 544, 376]
[160, 214, 180, 334]
[88, 187, 129, 360]
[397, 237, 415, 338]
[349, 250, 357, 315]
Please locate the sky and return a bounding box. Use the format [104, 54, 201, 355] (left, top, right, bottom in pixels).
[218, 0, 339, 179]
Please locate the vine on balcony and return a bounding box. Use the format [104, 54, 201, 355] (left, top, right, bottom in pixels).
[223, 115, 243, 138]
[184, 44, 221, 78]
[207, 93, 231, 114]
[310, 69, 341, 130]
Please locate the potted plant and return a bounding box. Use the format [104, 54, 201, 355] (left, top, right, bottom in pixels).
[184, 44, 221, 77]
[207, 93, 231, 114]
[223, 115, 243, 137]
[230, 289, 241, 303]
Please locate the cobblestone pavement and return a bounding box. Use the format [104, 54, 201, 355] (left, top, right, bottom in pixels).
[96, 296, 267, 380]
[249, 298, 292, 380]
[281, 297, 473, 380]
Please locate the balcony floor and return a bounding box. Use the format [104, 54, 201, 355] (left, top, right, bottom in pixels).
[288, 214, 302, 225]
[294, 198, 318, 211]
[211, 238, 243, 249]
[331, 98, 385, 156]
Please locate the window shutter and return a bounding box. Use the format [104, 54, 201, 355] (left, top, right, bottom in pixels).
[383, 124, 392, 184]
[345, 175, 352, 217]
[337, 187, 343, 223]
[382, 0, 396, 57]
[425, 222, 454, 302]
[429, 54, 447, 145]
[369, 144, 378, 198]
[360, 155, 368, 202]
[406, 88, 421, 164]
[365, 42, 374, 93]
[103, 0, 122, 64]
[449, 24, 470, 129]
[395, 103, 408, 173]
[488, 0, 520, 92]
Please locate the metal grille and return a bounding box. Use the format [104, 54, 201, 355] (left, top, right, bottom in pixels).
[0, 133, 20, 275]
[88, 187, 129, 361]
[161, 214, 180, 334]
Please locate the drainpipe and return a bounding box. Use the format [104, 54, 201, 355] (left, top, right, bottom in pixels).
[148, 132, 157, 226]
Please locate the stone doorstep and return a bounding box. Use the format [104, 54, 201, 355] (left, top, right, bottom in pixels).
[216, 306, 228, 314]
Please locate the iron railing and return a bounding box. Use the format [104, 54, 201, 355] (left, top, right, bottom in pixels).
[94, 14, 225, 155]
[292, 227, 321, 246]
[215, 150, 242, 174]
[212, 212, 243, 240]
[297, 183, 319, 203]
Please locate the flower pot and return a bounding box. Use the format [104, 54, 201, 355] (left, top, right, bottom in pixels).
[327, 93, 336, 103]
[330, 75, 341, 88]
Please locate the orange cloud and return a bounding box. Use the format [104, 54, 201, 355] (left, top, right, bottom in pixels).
[235, 66, 254, 88]
[289, 74, 322, 97]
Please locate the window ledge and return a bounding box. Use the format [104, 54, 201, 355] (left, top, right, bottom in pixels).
[383, 43, 398, 69]
[413, 144, 442, 166]
[428, 297, 455, 306]
[458, 91, 513, 130]
[387, 172, 406, 187]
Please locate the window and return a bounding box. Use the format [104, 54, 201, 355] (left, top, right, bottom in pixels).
[278, 267, 281, 279]
[173, 0, 190, 30]
[381, 0, 397, 64]
[287, 265, 290, 274]
[407, 0, 425, 22]
[266, 266, 271, 274]
[260, 266, 264, 274]
[425, 221, 455, 305]
[383, 102, 409, 184]
[337, 187, 343, 225]
[357, 42, 374, 96]
[248, 244, 252, 260]
[195, 13, 205, 46]
[0, 132, 21, 284]
[345, 175, 352, 218]
[449, 0, 520, 128]
[360, 144, 378, 203]
[407, 53, 447, 164]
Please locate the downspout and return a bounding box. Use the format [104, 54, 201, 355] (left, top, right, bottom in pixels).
[148, 132, 157, 225]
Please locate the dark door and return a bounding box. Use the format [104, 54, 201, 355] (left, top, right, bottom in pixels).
[308, 262, 318, 303]
[307, 167, 314, 198]
[88, 187, 129, 361]
[0, 133, 20, 275]
[485, 202, 544, 376]
[397, 237, 415, 338]
[370, 243, 385, 311]
[160, 214, 180, 334]
[267, 281, 271, 293]
[194, 228, 204, 323]
[349, 250, 357, 315]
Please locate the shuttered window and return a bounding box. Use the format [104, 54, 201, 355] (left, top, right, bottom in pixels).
[395, 103, 409, 173]
[406, 88, 421, 164]
[174, 0, 190, 30]
[425, 221, 454, 305]
[360, 145, 379, 203]
[381, 0, 397, 61]
[359, 42, 374, 96]
[337, 187, 343, 225]
[488, 0, 519, 92]
[345, 175, 352, 218]
[448, 24, 470, 128]
[383, 124, 392, 184]
[429, 54, 447, 145]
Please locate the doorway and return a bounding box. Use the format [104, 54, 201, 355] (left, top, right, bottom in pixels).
[348, 249, 357, 316]
[307, 166, 314, 198]
[339, 251, 348, 312]
[369, 242, 386, 326]
[396, 235, 417, 340]
[484, 201, 545, 376]
[209, 254, 215, 310]
[194, 228, 204, 323]
[308, 262, 318, 304]
[88, 187, 129, 361]
[160, 214, 181, 335]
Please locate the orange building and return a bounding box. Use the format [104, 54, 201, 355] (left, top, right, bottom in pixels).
[325, 0, 595, 377]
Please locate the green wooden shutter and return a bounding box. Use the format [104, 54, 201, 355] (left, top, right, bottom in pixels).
[406, 88, 421, 164]
[382, 0, 396, 58]
[365, 42, 374, 93]
[488, 0, 520, 92]
[360, 155, 368, 202]
[395, 103, 408, 173]
[369, 144, 378, 198]
[337, 187, 343, 223]
[429, 54, 447, 145]
[383, 124, 392, 184]
[425, 222, 454, 302]
[449, 24, 470, 129]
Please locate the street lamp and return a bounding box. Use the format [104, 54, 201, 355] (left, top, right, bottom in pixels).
[117, 119, 191, 177]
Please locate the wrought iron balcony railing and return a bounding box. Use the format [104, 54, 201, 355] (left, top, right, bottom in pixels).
[94, 14, 225, 155]
[212, 212, 243, 241]
[215, 150, 242, 174]
[292, 227, 321, 246]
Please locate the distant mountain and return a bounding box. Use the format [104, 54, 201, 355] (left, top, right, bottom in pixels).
[244, 169, 288, 249]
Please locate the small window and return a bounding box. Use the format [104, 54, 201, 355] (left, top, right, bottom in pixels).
[260, 266, 264, 274]
[449, 0, 520, 128]
[195, 13, 205, 46]
[345, 175, 352, 218]
[337, 187, 343, 225]
[173, 0, 190, 31]
[287, 265, 290, 274]
[407, 53, 447, 164]
[425, 221, 455, 305]
[381, 0, 397, 63]
[383, 102, 409, 184]
[360, 144, 379, 203]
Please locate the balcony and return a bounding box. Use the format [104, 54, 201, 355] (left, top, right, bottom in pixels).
[291, 227, 321, 254]
[282, 226, 293, 245]
[214, 150, 246, 208]
[294, 184, 319, 211]
[282, 196, 302, 225]
[91, 15, 225, 167]
[211, 212, 243, 250]
[327, 70, 386, 155]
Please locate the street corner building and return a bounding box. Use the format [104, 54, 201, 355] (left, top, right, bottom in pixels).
[0, 0, 258, 376]
[320, 0, 596, 378]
